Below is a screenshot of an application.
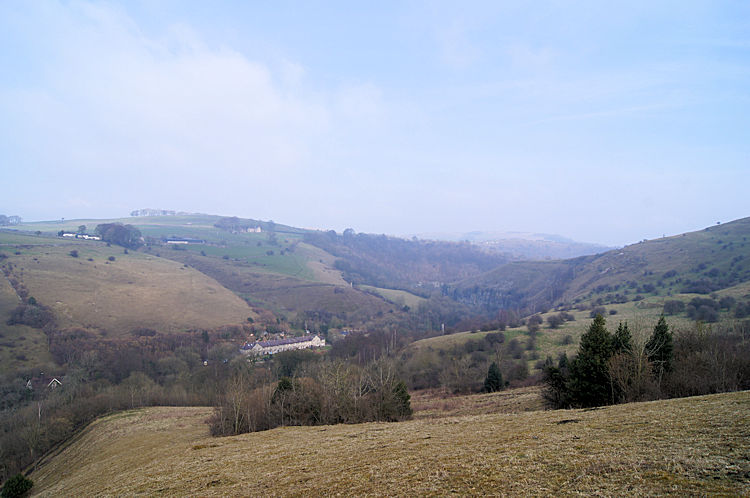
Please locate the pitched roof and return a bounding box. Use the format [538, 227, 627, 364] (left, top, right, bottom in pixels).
[241, 335, 320, 350]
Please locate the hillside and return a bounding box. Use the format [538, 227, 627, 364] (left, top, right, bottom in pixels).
[303, 229, 509, 291]
[29, 391, 750, 496]
[0, 232, 254, 339]
[15, 215, 505, 327]
[450, 216, 750, 313]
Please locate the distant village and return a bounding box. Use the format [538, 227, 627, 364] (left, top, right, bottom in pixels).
[240, 333, 326, 356]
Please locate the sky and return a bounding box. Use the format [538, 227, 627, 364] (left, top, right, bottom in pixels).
[1, 1, 748, 246]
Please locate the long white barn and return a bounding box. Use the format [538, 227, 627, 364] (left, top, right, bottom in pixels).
[240, 335, 325, 356]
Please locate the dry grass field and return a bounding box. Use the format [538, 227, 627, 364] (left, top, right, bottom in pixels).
[0, 275, 55, 373]
[30, 390, 749, 496]
[3, 244, 254, 335]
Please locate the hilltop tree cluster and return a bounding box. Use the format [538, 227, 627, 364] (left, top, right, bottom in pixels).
[94, 223, 143, 249]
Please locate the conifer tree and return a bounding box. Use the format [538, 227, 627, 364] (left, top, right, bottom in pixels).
[567, 314, 615, 407]
[612, 322, 633, 354]
[646, 315, 673, 374]
[542, 355, 570, 408]
[391, 380, 413, 419]
[484, 362, 503, 392]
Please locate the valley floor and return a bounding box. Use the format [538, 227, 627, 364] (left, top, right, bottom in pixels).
[30, 390, 749, 496]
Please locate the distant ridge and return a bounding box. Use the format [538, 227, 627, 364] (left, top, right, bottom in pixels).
[448, 216, 750, 313]
[412, 231, 612, 260]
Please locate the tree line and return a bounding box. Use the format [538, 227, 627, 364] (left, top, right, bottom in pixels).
[542, 315, 750, 408]
[210, 356, 412, 435]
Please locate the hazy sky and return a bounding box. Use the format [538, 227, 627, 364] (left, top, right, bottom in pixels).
[1, 1, 748, 246]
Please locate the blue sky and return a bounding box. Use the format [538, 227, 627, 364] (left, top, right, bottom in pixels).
[1, 1, 748, 246]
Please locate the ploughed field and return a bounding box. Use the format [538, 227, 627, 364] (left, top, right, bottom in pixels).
[30, 390, 749, 496]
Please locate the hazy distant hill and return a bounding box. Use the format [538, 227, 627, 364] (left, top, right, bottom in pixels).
[303, 230, 509, 292]
[449, 217, 750, 313]
[413, 231, 612, 260]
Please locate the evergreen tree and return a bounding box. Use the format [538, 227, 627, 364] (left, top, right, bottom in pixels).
[484, 362, 503, 392]
[1, 474, 33, 498]
[391, 380, 413, 419]
[612, 322, 632, 354]
[542, 355, 570, 408]
[567, 314, 615, 407]
[646, 315, 673, 374]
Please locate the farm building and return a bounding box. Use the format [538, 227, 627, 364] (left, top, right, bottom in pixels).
[240, 335, 325, 356]
[164, 237, 206, 244]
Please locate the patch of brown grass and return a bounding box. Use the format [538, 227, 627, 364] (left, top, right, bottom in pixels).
[30, 391, 750, 496]
[410, 385, 545, 419]
[4, 246, 253, 336]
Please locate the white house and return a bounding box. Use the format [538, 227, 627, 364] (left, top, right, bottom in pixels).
[240, 335, 325, 356]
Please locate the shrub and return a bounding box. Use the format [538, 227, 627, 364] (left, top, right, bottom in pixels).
[589, 306, 606, 318]
[663, 300, 685, 315]
[547, 314, 564, 329]
[484, 362, 503, 392]
[108, 256, 116, 262]
[686, 297, 719, 322]
[484, 332, 505, 346]
[1, 473, 33, 498]
[719, 296, 736, 310]
[735, 302, 750, 319]
[69, 250, 78, 258]
[560, 311, 576, 322]
[7, 304, 55, 328]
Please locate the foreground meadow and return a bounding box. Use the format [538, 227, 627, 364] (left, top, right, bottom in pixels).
[30, 390, 749, 496]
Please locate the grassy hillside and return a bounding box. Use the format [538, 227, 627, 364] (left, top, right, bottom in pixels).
[19, 215, 315, 279]
[452, 216, 750, 313]
[5, 218, 408, 333]
[0, 275, 55, 373]
[410, 286, 747, 382]
[0, 233, 254, 337]
[30, 391, 749, 496]
[159, 249, 398, 324]
[22, 214, 306, 240]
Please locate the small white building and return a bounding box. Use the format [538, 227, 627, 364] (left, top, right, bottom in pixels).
[240, 335, 325, 356]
